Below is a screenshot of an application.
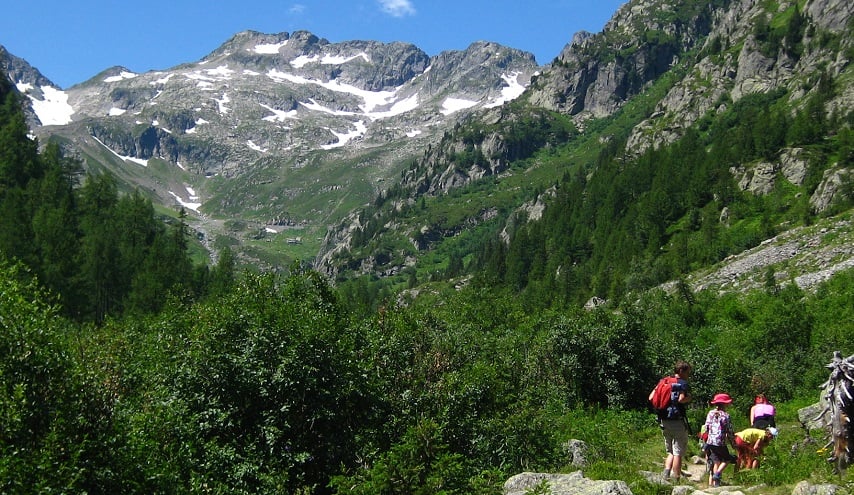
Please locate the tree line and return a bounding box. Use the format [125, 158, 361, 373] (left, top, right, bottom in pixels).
[0, 78, 234, 322]
[475, 74, 852, 307]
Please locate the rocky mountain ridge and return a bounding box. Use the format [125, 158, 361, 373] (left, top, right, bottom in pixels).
[2, 30, 539, 267]
[314, 0, 853, 285]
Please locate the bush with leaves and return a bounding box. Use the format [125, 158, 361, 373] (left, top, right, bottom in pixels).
[0, 261, 122, 493]
[169, 269, 376, 493]
[330, 419, 472, 495]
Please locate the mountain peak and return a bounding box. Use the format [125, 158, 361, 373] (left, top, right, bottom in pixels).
[1, 45, 57, 90]
[4, 28, 538, 246]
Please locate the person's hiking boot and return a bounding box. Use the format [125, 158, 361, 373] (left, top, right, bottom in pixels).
[710, 474, 722, 487]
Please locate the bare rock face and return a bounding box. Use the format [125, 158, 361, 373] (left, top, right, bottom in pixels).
[806, 0, 854, 31]
[738, 160, 779, 194]
[811, 168, 853, 213]
[780, 148, 808, 186]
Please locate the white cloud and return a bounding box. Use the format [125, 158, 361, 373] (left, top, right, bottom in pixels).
[378, 0, 415, 17]
[289, 4, 305, 14]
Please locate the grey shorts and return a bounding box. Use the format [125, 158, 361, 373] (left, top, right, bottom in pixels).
[661, 419, 689, 457]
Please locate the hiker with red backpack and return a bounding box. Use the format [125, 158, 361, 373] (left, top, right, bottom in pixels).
[649, 360, 693, 482]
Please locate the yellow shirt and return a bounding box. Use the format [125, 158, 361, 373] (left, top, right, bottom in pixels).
[736, 428, 766, 444]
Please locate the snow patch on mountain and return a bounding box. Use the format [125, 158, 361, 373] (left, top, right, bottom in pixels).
[104, 71, 138, 83]
[247, 140, 267, 152]
[213, 93, 231, 114]
[322, 120, 368, 149]
[252, 41, 289, 54]
[441, 97, 478, 115]
[485, 72, 526, 108]
[300, 99, 354, 116]
[27, 86, 74, 125]
[206, 65, 235, 78]
[186, 117, 209, 133]
[151, 73, 174, 85]
[368, 94, 420, 119]
[290, 52, 371, 68]
[263, 68, 423, 121]
[169, 185, 201, 211]
[92, 136, 148, 166]
[260, 103, 298, 122]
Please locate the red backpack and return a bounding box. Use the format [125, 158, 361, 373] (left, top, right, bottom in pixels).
[650, 376, 679, 411]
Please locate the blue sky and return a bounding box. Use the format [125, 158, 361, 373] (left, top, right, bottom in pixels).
[2, 0, 625, 89]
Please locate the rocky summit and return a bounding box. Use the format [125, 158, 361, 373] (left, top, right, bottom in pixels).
[2, 30, 538, 266]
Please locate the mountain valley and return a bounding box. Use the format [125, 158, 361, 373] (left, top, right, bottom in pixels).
[3, 0, 853, 304]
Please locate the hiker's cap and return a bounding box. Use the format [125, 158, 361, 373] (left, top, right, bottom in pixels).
[767, 427, 779, 437]
[710, 393, 733, 405]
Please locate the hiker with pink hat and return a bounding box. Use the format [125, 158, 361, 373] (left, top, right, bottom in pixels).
[703, 393, 737, 487]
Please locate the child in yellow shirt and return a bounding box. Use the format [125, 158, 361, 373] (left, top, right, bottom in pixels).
[734, 427, 777, 469]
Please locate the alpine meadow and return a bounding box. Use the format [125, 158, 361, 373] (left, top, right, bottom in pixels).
[1, 0, 854, 492]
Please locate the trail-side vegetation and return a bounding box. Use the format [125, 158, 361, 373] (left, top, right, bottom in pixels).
[2, 258, 853, 494]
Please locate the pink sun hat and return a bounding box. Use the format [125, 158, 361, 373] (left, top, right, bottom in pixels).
[710, 393, 733, 405]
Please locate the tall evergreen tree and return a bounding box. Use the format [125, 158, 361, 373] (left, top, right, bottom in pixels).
[75, 174, 122, 321]
[31, 145, 80, 301]
[0, 79, 39, 190]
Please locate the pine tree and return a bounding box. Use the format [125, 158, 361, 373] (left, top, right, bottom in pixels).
[0, 79, 40, 190]
[31, 151, 80, 299]
[74, 174, 121, 321]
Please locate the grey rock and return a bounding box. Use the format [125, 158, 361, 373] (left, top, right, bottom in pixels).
[810, 168, 853, 213]
[738, 161, 779, 195]
[780, 148, 808, 186]
[791, 481, 843, 495]
[562, 439, 590, 467]
[659, 215, 854, 295]
[504, 471, 632, 495]
[7, 31, 538, 264]
[797, 402, 828, 431]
